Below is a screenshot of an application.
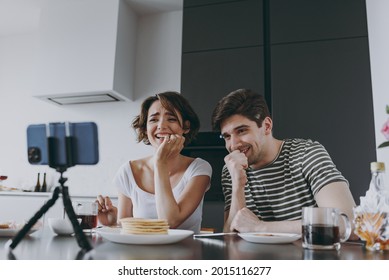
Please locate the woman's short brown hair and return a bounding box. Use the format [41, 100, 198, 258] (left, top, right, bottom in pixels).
[132, 91, 200, 146]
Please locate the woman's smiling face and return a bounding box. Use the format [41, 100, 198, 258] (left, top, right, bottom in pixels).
[146, 100, 187, 147]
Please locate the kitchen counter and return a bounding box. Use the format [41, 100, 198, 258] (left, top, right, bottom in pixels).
[0, 192, 117, 223]
[0, 190, 110, 198]
[0, 190, 52, 196]
[1, 227, 388, 260]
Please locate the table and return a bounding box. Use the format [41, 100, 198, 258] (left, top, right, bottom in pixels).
[1, 228, 388, 260]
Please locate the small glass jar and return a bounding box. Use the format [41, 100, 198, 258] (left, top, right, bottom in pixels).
[353, 162, 389, 251]
[353, 210, 389, 251]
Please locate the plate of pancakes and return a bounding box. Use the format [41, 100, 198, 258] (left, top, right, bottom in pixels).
[95, 218, 194, 245]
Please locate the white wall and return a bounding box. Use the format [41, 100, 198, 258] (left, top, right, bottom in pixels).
[366, 0, 389, 177]
[0, 1, 182, 197]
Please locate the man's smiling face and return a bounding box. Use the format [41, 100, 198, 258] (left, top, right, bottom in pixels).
[220, 114, 269, 168]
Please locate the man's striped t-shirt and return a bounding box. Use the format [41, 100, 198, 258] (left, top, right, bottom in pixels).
[221, 138, 348, 221]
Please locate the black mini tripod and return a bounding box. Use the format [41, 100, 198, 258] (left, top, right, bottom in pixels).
[7, 129, 93, 254]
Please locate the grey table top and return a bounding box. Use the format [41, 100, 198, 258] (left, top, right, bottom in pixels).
[1, 228, 388, 260]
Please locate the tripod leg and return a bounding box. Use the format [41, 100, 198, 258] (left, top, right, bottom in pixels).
[8, 187, 61, 250]
[61, 186, 93, 252]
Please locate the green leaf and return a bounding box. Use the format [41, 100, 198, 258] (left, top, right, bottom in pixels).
[386, 105, 389, 114]
[378, 141, 389, 148]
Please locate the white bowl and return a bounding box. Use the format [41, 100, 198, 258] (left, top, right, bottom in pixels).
[48, 218, 81, 235]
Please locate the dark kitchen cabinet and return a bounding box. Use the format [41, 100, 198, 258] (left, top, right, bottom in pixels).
[270, 0, 368, 44]
[182, 46, 264, 131]
[271, 37, 375, 202]
[184, 0, 239, 7]
[182, 0, 264, 131]
[269, 0, 374, 202]
[181, 0, 375, 206]
[182, 0, 262, 52]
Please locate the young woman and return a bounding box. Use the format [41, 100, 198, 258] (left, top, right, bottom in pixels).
[96, 91, 212, 233]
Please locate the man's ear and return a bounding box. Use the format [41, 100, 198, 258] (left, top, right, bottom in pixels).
[263, 117, 273, 135]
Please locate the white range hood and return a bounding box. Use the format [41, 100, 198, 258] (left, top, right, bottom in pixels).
[33, 0, 137, 105]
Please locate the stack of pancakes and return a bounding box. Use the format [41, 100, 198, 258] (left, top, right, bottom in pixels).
[120, 218, 169, 235]
[0, 222, 11, 229]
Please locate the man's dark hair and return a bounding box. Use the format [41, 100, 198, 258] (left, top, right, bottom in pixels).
[211, 89, 270, 131]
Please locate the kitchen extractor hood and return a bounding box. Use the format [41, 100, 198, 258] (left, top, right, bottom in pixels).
[32, 0, 137, 105]
[38, 91, 124, 105]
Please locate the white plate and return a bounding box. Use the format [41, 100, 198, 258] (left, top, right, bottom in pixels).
[238, 232, 301, 244]
[96, 227, 194, 245]
[0, 227, 39, 237]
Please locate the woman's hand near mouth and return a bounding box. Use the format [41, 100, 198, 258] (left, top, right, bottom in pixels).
[155, 134, 185, 162]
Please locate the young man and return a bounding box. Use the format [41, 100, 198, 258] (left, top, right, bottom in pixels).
[211, 89, 356, 237]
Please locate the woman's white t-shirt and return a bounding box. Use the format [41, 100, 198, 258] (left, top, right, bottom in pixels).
[114, 157, 212, 233]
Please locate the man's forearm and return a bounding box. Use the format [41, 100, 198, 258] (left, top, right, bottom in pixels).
[223, 187, 246, 232]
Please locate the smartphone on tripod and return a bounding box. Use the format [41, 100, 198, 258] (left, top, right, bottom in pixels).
[8, 122, 100, 253]
[26, 122, 99, 167]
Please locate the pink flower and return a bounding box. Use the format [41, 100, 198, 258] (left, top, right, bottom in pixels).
[382, 119, 389, 140]
[378, 105, 389, 148]
[378, 106, 389, 148]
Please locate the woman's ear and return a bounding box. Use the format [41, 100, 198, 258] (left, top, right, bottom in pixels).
[183, 120, 190, 134]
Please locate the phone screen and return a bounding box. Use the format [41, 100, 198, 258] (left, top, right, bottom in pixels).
[27, 122, 99, 166]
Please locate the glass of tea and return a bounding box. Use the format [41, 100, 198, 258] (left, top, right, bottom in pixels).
[302, 207, 351, 250]
[73, 201, 98, 233]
